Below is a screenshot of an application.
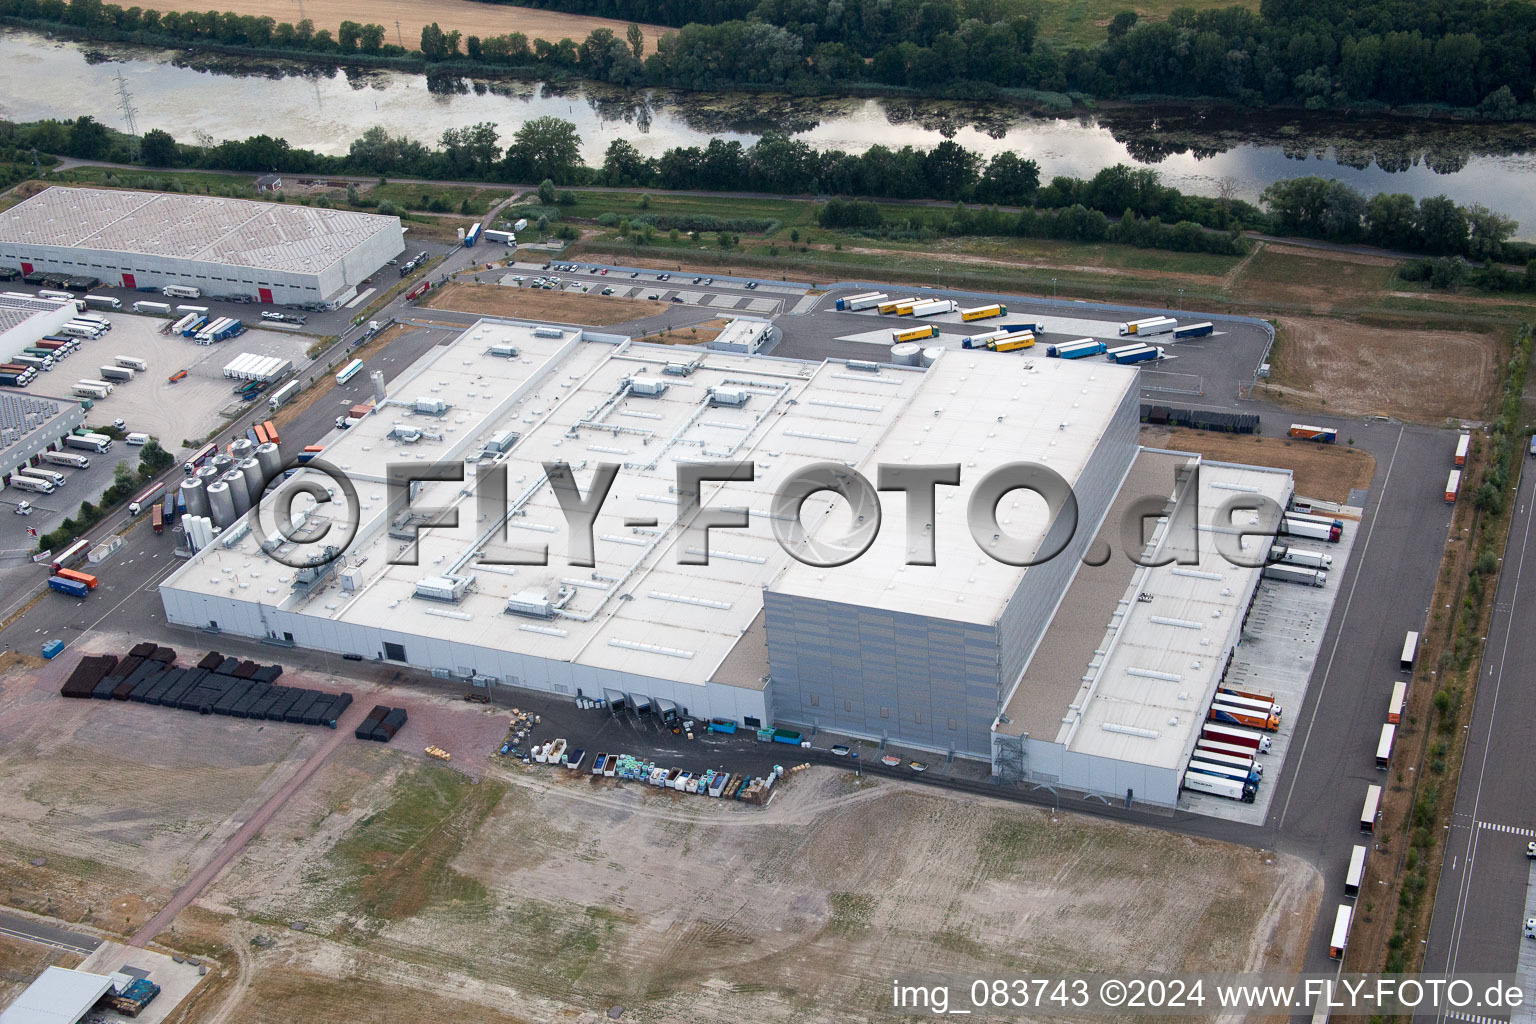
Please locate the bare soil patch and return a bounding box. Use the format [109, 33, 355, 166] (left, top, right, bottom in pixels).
[422, 281, 661, 325]
[1260, 316, 1499, 422]
[146, 0, 665, 50]
[1232, 248, 1397, 312]
[206, 759, 1320, 1022]
[0, 934, 82, 1007]
[1141, 426, 1377, 504]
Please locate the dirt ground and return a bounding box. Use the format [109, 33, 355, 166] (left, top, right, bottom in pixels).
[146, 0, 666, 50]
[197, 755, 1319, 1023]
[1260, 316, 1500, 422]
[0, 934, 81, 1007]
[1141, 426, 1378, 504]
[0, 643, 1321, 1023]
[422, 281, 662, 325]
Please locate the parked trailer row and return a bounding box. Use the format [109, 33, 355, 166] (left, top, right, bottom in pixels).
[9, 474, 54, 494]
[224, 353, 292, 382]
[1202, 722, 1273, 753]
[1269, 544, 1332, 570]
[1279, 514, 1342, 543]
[65, 432, 113, 453]
[1445, 469, 1461, 503]
[1262, 563, 1327, 587]
[1118, 316, 1176, 336]
[133, 300, 172, 315]
[1182, 770, 1256, 802]
[43, 450, 89, 469]
[835, 291, 887, 311]
[1107, 343, 1164, 364]
[1454, 432, 1470, 467]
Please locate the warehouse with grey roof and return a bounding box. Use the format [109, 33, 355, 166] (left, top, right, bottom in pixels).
[0, 187, 402, 307]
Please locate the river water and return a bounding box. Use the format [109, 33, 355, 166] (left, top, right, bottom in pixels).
[4, 29, 1536, 235]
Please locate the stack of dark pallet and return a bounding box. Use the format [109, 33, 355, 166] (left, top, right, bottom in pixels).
[1140, 404, 1260, 434]
[59, 654, 119, 698]
[355, 705, 407, 743]
[57, 647, 353, 729]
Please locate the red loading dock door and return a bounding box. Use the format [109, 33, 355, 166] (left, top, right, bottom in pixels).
[20, 262, 32, 275]
[258, 288, 273, 303]
[122, 272, 135, 288]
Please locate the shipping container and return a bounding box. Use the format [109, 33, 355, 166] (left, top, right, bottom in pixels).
[48, 575, 89, 598]
[297, 444, 324, 464]
[55, 568, 98, 589]
[263, 420, 280, 445]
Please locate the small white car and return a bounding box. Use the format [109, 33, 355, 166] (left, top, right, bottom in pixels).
[261, 311, 284, 320]
[112, 418, 125, 429]
[1528, 840, 1536, 859]
[1526, 917, 1536, 939]
[14, 501, 31, 515]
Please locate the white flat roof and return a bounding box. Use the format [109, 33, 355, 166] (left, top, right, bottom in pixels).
[0, 967, 113, 1024]
[161, 323, 1136, 684]
[0, 187, 399, 276]
[1058, 458, 1294, 769]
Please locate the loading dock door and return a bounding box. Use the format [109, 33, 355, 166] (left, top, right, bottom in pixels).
[121, 272, 135, 288]
[258, 287, 273, 303]
[20, 262, 32, 275]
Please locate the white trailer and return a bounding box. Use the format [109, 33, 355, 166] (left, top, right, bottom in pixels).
[132, 301, 172, 315]
[1375, 724, 1395, 769]
[1270, 545, 1333, 569]
[60, 322, 103, 339]
[1344, 845, 1366, 898]
[908, 298, 957, 317]
[842, 292, 888, 311]
[1182, 771, 1254, 802]
[1400, 631, 1419, 670]
[1196, 737, 1266, 760]
[1192, 748, 1262, 776]
[1329, 905, 1352, 959]
[77, 379, 115, 393]
[268, 380, 301, 410]
[71, 383, 109, 399]
[8, 474, 54, 494]
[1360, 784, 1381, 832]
[84, 294, 122, 310]
[43, 450, 90, 468]
[1263, 563, 1327, 587]
[18, 467, 65, 487]
[98, 366, 134, 382]
[163, 285, 201, 299]
[114, 356, 148, 371]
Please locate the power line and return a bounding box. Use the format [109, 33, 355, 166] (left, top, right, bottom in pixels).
[113, 70, 140, 161]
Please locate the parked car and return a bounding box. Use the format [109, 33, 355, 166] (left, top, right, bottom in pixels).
[599, 268, 609, 275]
[630, 271, 640, 278]
[14, 501, 31, 515]
[1528, 841, 1536, 858]
[261, 310, 283, 320]
[671, 296, 683, 303]
[880, 754, 900, 767]
[601, 287, 614, 295]
[746, 281, 758, 289]
[703, 277, 714, 285]
[692, 276, 703, 284]
[647, 293, 659, 300]
[830, 744, 850, 756]
[908, 760, 928, 772]
[1527, 917, 1536, 939]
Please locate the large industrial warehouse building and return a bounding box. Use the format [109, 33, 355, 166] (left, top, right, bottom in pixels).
[158, 320, 1291, 805]
[0, 187, 402, 307]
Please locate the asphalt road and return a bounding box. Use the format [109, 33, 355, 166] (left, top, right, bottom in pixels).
[1424, 453, 1536, 988]
[0, 911, 100, 955]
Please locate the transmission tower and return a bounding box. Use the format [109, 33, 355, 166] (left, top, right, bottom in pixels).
[295, 0, 306, 22]
[114, 70, 140, 161]
[395, 19, 403, 46]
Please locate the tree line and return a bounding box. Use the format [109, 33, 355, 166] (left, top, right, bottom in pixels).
[4, 0, 1536, 112]
[1, 115, 1528, 266]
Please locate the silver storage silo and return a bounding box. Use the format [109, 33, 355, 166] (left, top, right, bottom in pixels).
[239, 458, 265, 506]
[889, 342, 922, 366]
[229, 438, 255, 463]
[195, 463, 219, 483]
[254, 442, 282, 486]
[920, 346, 944, 367]
[206, 480, 236, 527]
[211, 453, 234, 475]
[221, 469, 250, 517]
[180, 476, 211, 519]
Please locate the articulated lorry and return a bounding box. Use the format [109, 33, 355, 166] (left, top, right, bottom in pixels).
[1208, 701, 1280, 732]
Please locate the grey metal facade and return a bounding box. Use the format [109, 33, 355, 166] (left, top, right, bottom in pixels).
[764, 384, 1141, 757]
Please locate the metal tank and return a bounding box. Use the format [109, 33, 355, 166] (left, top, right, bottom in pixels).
[239, 458, 265, 506]
[221, 469, 250, 517]
[211, 453, 234, 475]
[195, 463, 219, 483]
[254, 442, 282, 486]
[206, 480, 236, 527]
[889, 342, 922, 366]
[229, 438, 254, 463]
[920, 346, 944, 367]
[180, 476, 211, 520]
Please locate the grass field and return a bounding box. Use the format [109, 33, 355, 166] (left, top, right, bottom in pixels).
[1035, 0, 1262, 48]
[143, 0, 666, 50]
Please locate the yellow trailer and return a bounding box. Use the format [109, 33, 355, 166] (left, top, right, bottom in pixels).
[988, 331, 1035, 352]
[877, 297, 918, 314]
[960, 303, 1006, 322]
[893, 324, 939, 343]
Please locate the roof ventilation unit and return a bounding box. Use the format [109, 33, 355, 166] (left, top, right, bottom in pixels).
[415, 573, 474, 602]
[505, 590, 556, 618]
[708, 387, 748, 407]
[629, 377, 668, 398]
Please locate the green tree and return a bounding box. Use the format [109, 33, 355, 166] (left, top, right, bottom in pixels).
[337, 19, 361, 51]
[140, 128, 176, 167]
[67, 116, 112, 160]
[358, 23, 385, 52]
[626, 22, 644, 58]
[537, 178, 556, 204]
[505, 118, 583, 183]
